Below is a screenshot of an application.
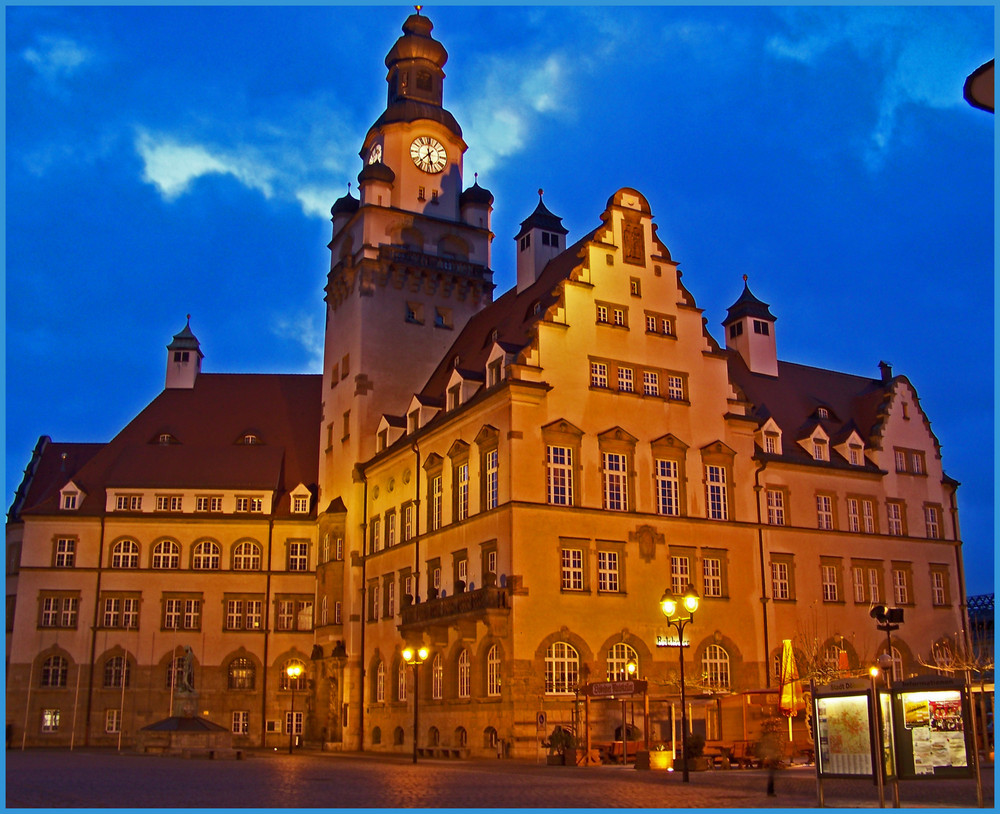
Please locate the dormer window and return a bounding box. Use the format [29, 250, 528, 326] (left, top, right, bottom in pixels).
[813, 440, 828, 461]
[408, 410, 420, 434]
[849, 445, 863, 466]
[764, 434, 778, 455]
[159, 433, 172, 445]
[817, 407, 829, 420]
[292, 495, 309, 514]
[61, 492, 78, 511]
[378, 430, 388, 452]
[243, 434, 260, 445]
[488, 359, 502, 388]
[448, 385, 461, 411]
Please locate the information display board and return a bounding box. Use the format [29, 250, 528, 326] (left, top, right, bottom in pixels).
[816, 693, 873, 776]
[891, 681, 973, 779]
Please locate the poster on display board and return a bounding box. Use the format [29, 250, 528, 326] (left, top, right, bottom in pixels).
[891, 679, 973, 779]
[812, 678, 882, 779]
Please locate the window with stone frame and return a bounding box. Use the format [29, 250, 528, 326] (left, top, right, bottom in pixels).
[599, 428, 636, 513]
[701, 549, 727, 598]
[232, 540, 262, 571]
[891, 564, 911, 605]
[597, 549, 620, 593]
[816, 494, 835, 530]
[542, 420, 583, 507]
[192, 540, 221, 570]
[424, 454, 444, 531]
[111, 539, 140, 569]
[40, 655, 69, 688]
[101, 593, 140, 629]
[929, 566, 950, 606]
[544, 641, 579, 695]
[486, 645, 501, 697]
[38, 593, 79, 629]
[701, 443, 734, 521]
[560, 548, 584, 591]
[820, 559, 842, 602]
[886, 500, 906, 536]
[770, 554, 795, 601]
[54, 537, 76, 568]
[766, 489, 786, 526]
[457, 649, 471, 698]
[924, 504, 943, 539]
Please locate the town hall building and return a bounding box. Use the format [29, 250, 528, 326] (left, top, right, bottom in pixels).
[6, 12, 972, 756]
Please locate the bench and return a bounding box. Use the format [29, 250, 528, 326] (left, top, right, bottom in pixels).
[728, 740, 759, 769]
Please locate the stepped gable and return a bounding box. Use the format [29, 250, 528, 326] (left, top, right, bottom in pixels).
[727, 352, 894, 468]
[21, 373, 321, 517]
[417, 229, 598, 402]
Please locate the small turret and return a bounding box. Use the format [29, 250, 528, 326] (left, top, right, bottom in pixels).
[330, 186, 359, 238]
[165, 316, 203, 389]
[723, 277, 777, 376]
[460, 173, 493, 233]
[514, 190, 567, 292]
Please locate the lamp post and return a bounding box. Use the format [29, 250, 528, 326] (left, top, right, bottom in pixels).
[660, 584, 699, 783]
[286, 662, 303, 754]
[619, 659, 637, 764]
[869, 665, 887, 808]
[402, 645, 429, 764]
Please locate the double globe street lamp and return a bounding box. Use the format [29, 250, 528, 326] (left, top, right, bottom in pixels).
[659, 584, 700, 782]
[402, 645, 429, 764]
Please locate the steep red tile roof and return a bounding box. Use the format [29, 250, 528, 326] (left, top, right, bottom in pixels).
[8, 439, 103, 521]
[20, 373, 321, 517]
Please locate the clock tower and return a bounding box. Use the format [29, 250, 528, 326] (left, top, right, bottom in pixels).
[316, 11, 494, 750]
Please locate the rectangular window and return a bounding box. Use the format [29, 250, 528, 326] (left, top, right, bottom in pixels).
[868, 568, 880, 603]
[103, 597, 120, 628]
[386, 512, 396, 547]
[894, 449, 907, 472]
[596, 305, 609, 323]
[618, 367, 634, 392]
[771, 561, 790, 600]
[630, 278, 641, 296]
[387, 581, 395, 618]
[226, 599, 244, 630]
[893, 569, 909, 604]
[121, 597, 139, 629]
[766, 489, 785, 525]
[288, 542, 308, 571]
[42, 709, 61, 733]
[930, 571, 947, 606]
[487, 551, 497, 575]
[61, 597, 78, 628]
[821, 565, 839, 602]
[661, 318, 672, 335]
[183, 599, 201, 630]
[246, 600, 263, 630]
[105, 709, 120, 734]
[816, 495, 834, 530]
[561, 549, 584, 591]
[61, 493, 77, 510]
[54, 538, 76, 568]
[924, 505, 941, 539]
[705, 465, 728, 520]
[334, 601, 342, 625]
[703, 557, 723, 598]
[155, 495, 183, 511]
[753, 319, 770, 335]
[849, 446, 863, 466]
[285, 711, 303, 736]
[910, 451, 925, 475]
[292, 495, 309, 513]
[887, 501, 904, 536]
[613, 308, 626, 326]
[164, 598, 182, 629]
[196, 496, 223, 512]
[371, 516, 383, 553]
[670, 555, 690, 595]
[847, 498, 860, 532]
[456, 463, 470, 521]
[597, 550, 619, 592]
[335, 537, 344, 561]
[115, 494, 142, 511]
[430, 475, 443, 531]
[232, 711, 249, 735]
[655, 459, 680, 516]
[764, 434, 777, 454]
[546, 446, 574, 505]
[590, 362, 608, 388]
[277, 600, 295, 630]
[41, 597, 60, 627]
[403, 505, 413, 541]
[813, 441, 826, 461]
[646, 315, 656, 332]
[485, 449, 499, 510]
[322, 534, 330, 564]
[862, 499, 876, 533]
[602, 452, 628, 511]
[667, 376, 684, 401]
[642, 371, 659, 396]
[853, 567, 866, 603]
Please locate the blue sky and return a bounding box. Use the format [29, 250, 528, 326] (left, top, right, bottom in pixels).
[6, 6, 994, 594]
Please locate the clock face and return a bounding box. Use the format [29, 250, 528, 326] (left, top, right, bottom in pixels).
[368, 143, 383, 164]
[410, 136, 447, 174]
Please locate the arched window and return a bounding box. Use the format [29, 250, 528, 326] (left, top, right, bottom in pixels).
[228, 658, 255, 690]
[432, 653, 443, 700]
[458, 650, 471, 698]
[372, 727, 382, 745]
[544, 642, 579, 695]
[486, 645, 501, 697]
[280, 658, 307, 691]
[41, 656, 68, 688]
[151, 540, 180, 569]
[394, 726, 405, 746]
[606, 642, 639, 681]
[484, 726, 499, 749]
[455, 726, 467, 747]
[397, 661, 407, 702]
[702, 644, 730, 689]
[192, 541, 221, 570]
[103, 655, 130, 688]
[111, 540, 139, 569]
[428, 725, 440, 746]
[232, 541, 261, 571]
[375, 662, 385, 703]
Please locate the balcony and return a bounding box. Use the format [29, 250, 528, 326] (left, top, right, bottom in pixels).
[379, 244, 489, 281]
[399, 585, 509, 629]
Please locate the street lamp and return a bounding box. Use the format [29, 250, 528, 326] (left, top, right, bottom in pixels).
[660, 584, 699, 782]
[869, 658, 900, 808]
[402, 645, 429, 764]
[618, 658, 637, 764]
[286, 662, 304, 754]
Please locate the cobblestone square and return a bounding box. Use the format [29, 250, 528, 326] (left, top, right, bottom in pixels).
[5, 749, 993, 809]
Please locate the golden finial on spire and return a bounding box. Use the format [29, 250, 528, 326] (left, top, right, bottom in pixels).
[538, 188, 544, 199]
[415, 5, 423, 14]
[743, 274, 748, 283]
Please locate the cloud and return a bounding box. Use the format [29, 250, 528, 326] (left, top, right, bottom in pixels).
[765, 7, 988, 168]
[271, 312, 323, 371]
[22, 34, 93, 83]
[459, 53, 570, 176]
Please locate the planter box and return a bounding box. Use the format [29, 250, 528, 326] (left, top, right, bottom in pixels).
[635, 750, 674, 771]
[676, 756, 711, 772]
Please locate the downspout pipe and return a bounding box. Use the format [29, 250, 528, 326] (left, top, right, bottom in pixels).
[412, 443, 421, 602]
[358, 470, 368, 752]
[754, 459, 771, 688]
[83, 514, 107, 745]
[260, 517, 274, 749]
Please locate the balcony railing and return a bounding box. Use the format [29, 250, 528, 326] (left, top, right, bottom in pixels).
[400, 585, 509, 627]
[379, 244, 488, 280]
